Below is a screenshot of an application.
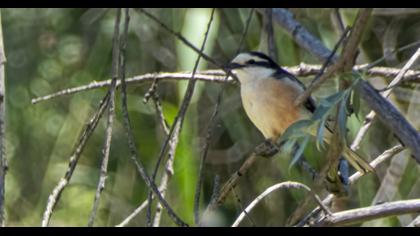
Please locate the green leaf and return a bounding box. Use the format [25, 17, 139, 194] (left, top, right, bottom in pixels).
[351, 86, 361, 120]
[279, 119, 314, 142]
[312, 90, 348, 121]
[337, 95, 349, 142]
[288, 136, 310, 170]
[316, 118, 327, 151]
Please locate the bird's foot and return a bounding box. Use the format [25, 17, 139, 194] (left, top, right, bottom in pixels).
[255, 139, 279, 158]
[324, 158, 350, 197]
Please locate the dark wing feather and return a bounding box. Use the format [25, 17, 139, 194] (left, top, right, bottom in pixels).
[273, 68, 317, 113]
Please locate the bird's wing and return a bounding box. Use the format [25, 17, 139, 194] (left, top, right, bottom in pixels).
[274, 68, 317, 113]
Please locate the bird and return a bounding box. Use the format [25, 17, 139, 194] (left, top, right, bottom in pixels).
[226, 51, 374, 174]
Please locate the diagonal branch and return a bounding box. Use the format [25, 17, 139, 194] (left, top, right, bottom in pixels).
[136, 8, 222, 68]
[41, 92, 111, 227]
[119, 9, 188, 227]
[0, 9, 7, 227]
[295, 8, 372, 106]
[194, 8, 254, 226]
[296, 144, 405, 226]
[351, 47, 420, 151]
[231, 181, 330, 227]
[270, 7, 420, 165]
[145, 8, 216, 227]
[87, 8, 122, 227]
[312, 199, 420, 226]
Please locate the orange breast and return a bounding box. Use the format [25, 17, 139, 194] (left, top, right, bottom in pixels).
[241, 78, 309, 140]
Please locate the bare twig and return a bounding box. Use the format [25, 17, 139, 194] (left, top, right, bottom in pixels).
[296, 144, 404, 226]
[0, 10, 6, 227]
[295, 8, 372, 106]
[361, 40, 420, 70]
[116, 201, 148, 227]
[151, 86, 175, 227]
[357, 80, 420, 163]
[351, 48, 420, 151]
[407, 215, 420, 227]
[87, 8, 122, 227]
[144, 8, 216, 226]
[205, 151, 259, 212]
[287, 9, 373, 225]
[264, 8, 278, 60]
[119, 10, 187, 227]
[136, 8, 222, 68]
[312, 199, 420, 226]
[232, 181, 330, 227]
[145, 81, 174, 227]
[31, 72, 229, 104]
[194, 8, 254, 225]
[31, 64, 420, 105]
[42, 92, 111, 227]
[331, 8, 346, 35]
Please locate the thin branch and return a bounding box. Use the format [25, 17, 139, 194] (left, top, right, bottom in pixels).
[271, 6, 420, 173]
[151, 86, 175, 227]
[136, 8, 222, 68]
[312, 199, 420, 226]
[194, 8, 254, 226]
[295, 8, 372, 106]
[357, 80, 420, 163]
[232, 181, 330, 227]
[287, 9, 373, 225]
[87, 8, 122, 227]
[264, 8, 278, 60]
[407, 215, 420, 227]
[31, 72, 229, 105]
[0, 9, 6, 227]
[116, 200, 148, 227]
[204, 151, 259, 213]
[119, 10, 188, 227]
[351, 47, 420, 151]
[31, 64, 420, 105]
[146, 8, 216, 226]
[296, 144, 404, 226]
[41, 92, 111, 227]
[331, 8, 346, 35]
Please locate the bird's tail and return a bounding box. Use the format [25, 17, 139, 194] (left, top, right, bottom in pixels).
[342, 146, 374, 174]
[321, 127, 374, 174]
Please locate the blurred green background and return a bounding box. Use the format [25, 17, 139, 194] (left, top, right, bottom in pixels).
[2, 8, 420, 226]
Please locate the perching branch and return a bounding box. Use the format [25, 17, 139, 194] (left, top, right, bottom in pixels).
[31, 65, 420, 105]
[0, 9, 7, 227]
[312, 199, 420, 226]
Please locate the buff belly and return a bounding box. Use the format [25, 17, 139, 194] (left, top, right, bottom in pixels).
[240, 78, 310, 140]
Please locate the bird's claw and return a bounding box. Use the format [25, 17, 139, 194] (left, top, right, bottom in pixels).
[255, 140, 280, 158]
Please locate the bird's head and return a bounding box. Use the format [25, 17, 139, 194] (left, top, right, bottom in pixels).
[226, 51, 280, 84]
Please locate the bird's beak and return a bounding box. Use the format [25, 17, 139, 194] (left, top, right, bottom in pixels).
[223, 63, 242, 83]
[225, 62, 244, 70]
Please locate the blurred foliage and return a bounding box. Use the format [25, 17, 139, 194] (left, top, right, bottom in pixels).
[1, 8, 420, 226]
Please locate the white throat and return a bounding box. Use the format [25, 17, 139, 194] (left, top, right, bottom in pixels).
[234, 67, 275, 84]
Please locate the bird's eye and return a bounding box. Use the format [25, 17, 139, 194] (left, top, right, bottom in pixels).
[247, 59, 256, 64]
